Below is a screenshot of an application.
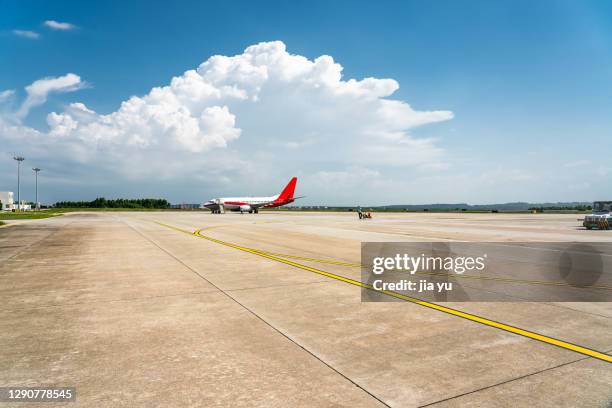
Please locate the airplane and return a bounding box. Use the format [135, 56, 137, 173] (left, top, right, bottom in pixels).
[203, 177, 302, 214]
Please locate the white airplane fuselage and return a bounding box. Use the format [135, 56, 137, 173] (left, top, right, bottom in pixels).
[203, 177, 299, 214]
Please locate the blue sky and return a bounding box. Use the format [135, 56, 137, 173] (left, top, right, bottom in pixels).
[1, 0, 611, 205]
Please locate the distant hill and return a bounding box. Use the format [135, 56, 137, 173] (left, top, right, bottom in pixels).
[377, 202, 592, 211]
[287, 201, 593, 212]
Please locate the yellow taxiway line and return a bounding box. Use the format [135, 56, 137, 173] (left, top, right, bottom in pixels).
[196, 223, 612, 291]
[154, 221, 612, 363]
[252, 251, 612, 291]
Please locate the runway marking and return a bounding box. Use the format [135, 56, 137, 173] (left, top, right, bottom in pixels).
[248, 252, 612, 291]
[138, 221, 389, 406]
[209, 245, 612, 291]
[253, 251, 361, 267]
[194, 222, 612, 290]
[154, 221, 612, 363]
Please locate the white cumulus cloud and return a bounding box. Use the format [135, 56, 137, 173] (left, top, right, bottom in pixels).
[36, 41, 452, 158]
[44, 20, 76, 30]
[13, 29, 40, 39]
[17, 73, 86, 119]
[0, 90, 15, 102]
[0, 41, 454, 202]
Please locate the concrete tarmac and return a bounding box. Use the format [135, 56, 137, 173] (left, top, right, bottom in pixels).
[0, 212, 611, 407]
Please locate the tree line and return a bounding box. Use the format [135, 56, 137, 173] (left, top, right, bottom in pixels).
[54, 197, 170, 209]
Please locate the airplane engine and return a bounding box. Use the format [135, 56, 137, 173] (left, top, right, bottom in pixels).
[239, 205, 252, 213]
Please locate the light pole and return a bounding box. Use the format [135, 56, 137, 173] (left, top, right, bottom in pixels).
[13, 156, 25, 211]
[33, 167, 41, 210]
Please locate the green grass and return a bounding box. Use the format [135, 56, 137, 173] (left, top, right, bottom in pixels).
[0, 221, 5, 226]
[0, 210, 65, 220]
[0, 207, 194, 221]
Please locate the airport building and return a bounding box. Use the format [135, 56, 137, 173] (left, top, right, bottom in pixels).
[170, 203, 203, 209]
[0, 191, 14, 211]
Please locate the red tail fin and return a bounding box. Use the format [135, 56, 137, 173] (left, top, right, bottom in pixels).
[277, 177, 297, 202]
